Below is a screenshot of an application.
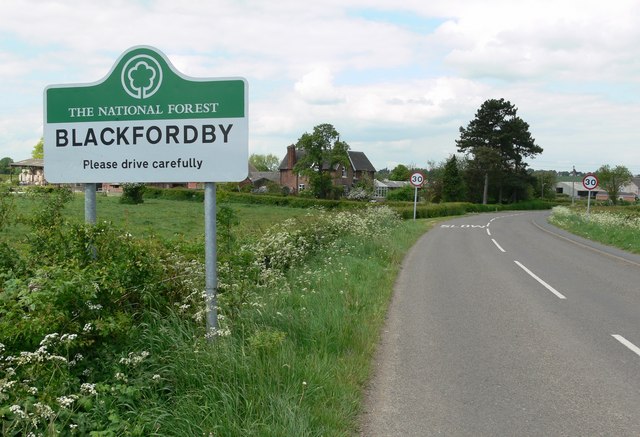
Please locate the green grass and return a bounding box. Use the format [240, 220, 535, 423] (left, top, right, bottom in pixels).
[3, 193, 318, 248]
[127, 217, 441, 436]
[549, 206, 640, 254]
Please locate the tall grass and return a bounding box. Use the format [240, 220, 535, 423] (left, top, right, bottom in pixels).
[129, 217, 435, 436]
[549, 206, 640, 254]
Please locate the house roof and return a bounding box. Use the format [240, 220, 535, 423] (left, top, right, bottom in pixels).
[348, 151, 376, 172]
[375, 179, 410, 188]
[250, 171, 279, 183]
[11, 158, 44, 168]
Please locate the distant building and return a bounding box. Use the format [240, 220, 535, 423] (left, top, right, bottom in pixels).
[10, 159, 45, 186]
[556, 180, 639, 202]
[374, 179, 410, 198]
[279, 144, 376, 194]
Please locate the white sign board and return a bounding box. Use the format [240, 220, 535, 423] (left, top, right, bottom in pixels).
[44, 46, 248, 183]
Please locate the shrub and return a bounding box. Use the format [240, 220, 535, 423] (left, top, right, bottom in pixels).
[120, 183, 145, 204]
[386, 186, 416, 201]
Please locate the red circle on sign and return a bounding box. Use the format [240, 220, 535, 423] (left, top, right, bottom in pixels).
[410, 172, 425, 187]
[582, 174, 598, 190]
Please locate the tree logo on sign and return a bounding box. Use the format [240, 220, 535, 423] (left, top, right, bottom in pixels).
[121, 54, 163, 99]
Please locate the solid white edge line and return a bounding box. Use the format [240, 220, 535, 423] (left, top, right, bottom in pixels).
[491, 238, 505, 252]
[612, 335, 640, 357]
[514, 260, 567, 299]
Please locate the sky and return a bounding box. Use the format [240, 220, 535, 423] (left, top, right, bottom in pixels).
[1, 0, 639, 175]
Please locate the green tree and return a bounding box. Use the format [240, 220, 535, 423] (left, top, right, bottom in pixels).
[0, 157, 13, 174]
[442, 155, 466, 202]
[32, 138, 44, 159]
[457, 98, 542, 203]
[531, 170, 557, 199]
[389, 164, 411, 181]
[596, 164, 633, 205]
[249, 153, 280, 171]
[293, 123, 349, 199]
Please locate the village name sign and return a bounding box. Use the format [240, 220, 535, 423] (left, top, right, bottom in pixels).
[44, 46, 248, 183]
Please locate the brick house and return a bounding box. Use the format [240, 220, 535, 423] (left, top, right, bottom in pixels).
[279, 144, 376, 194]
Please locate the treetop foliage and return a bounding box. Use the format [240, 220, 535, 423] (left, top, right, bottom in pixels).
[456, 98, 542, 203]
[293, 123, 350, 199]
[32, 138, 44, 159]
[249, 153, 280, 172]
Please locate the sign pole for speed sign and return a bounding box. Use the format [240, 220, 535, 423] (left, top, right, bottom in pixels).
[410, 172, 425, 220]
[582, 173, 598, 216]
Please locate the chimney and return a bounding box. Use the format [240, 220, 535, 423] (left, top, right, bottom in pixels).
[287, 144, 296, 169]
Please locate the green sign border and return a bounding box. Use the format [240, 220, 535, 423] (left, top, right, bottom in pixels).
[45, 46, 246, 123]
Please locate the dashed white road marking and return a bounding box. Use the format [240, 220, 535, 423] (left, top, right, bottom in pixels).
[514, 261, 567, 300]
[491, 238, 506, 252]
[612, 335, 640, 357]
[486, 228, 491, 236]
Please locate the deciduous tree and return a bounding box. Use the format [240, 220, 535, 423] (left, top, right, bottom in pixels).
[293, 123, 349, 199]
[596, 164, 632, 205]
[249, 153, 280, 172]
[32, 138, 44, 159]
[389, 164, 411, 181]
[0, 157, 13, 174]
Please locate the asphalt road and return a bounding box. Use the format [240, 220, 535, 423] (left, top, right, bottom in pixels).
[360, 211, 640, 436]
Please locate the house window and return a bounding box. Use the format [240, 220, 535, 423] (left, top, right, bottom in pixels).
[298, 183, 305, 191]
[341, 167, 347, 178]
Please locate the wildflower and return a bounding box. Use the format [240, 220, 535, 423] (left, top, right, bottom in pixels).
[115, 372, 127, 382]
[86, 302, 103, 311]
[57, 395, 78, 408]
[34, 402, 55, 419]
[83, 323, 93, 332]
[152, 374, 161, 381]
[61, 333, 78, 343]
[10, 404, 26, 418]
[80, 383, 97, 395]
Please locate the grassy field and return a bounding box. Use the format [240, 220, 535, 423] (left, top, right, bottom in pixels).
[3, 192, 318, 249]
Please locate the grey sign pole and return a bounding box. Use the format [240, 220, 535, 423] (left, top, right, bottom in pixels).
[85, 183, 97, 224]
[204, 182, 218, 339]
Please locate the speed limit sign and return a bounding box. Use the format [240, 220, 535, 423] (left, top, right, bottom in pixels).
[410, 172, 425, 187]
[582, 174, 598, 190]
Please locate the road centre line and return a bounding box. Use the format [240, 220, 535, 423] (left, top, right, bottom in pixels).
[486, 228, 491, 236]
[491, 238, 505, 252]
[612, 335, 640, 357]
[514, 261, 567, 300]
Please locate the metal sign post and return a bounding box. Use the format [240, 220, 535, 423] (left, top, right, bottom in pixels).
[409, 172, 425, 220]
[204, 182, 218, 335]
[44, 46, 248, 340]
[582, 173, 598, 217]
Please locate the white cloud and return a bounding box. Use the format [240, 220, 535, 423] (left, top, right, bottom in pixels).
[1, 0, 639, 174]
[294, 67, 345, 104]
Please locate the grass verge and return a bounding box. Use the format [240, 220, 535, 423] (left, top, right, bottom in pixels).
[123, 217, 440, 436]
[549, 205, 640, 254]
